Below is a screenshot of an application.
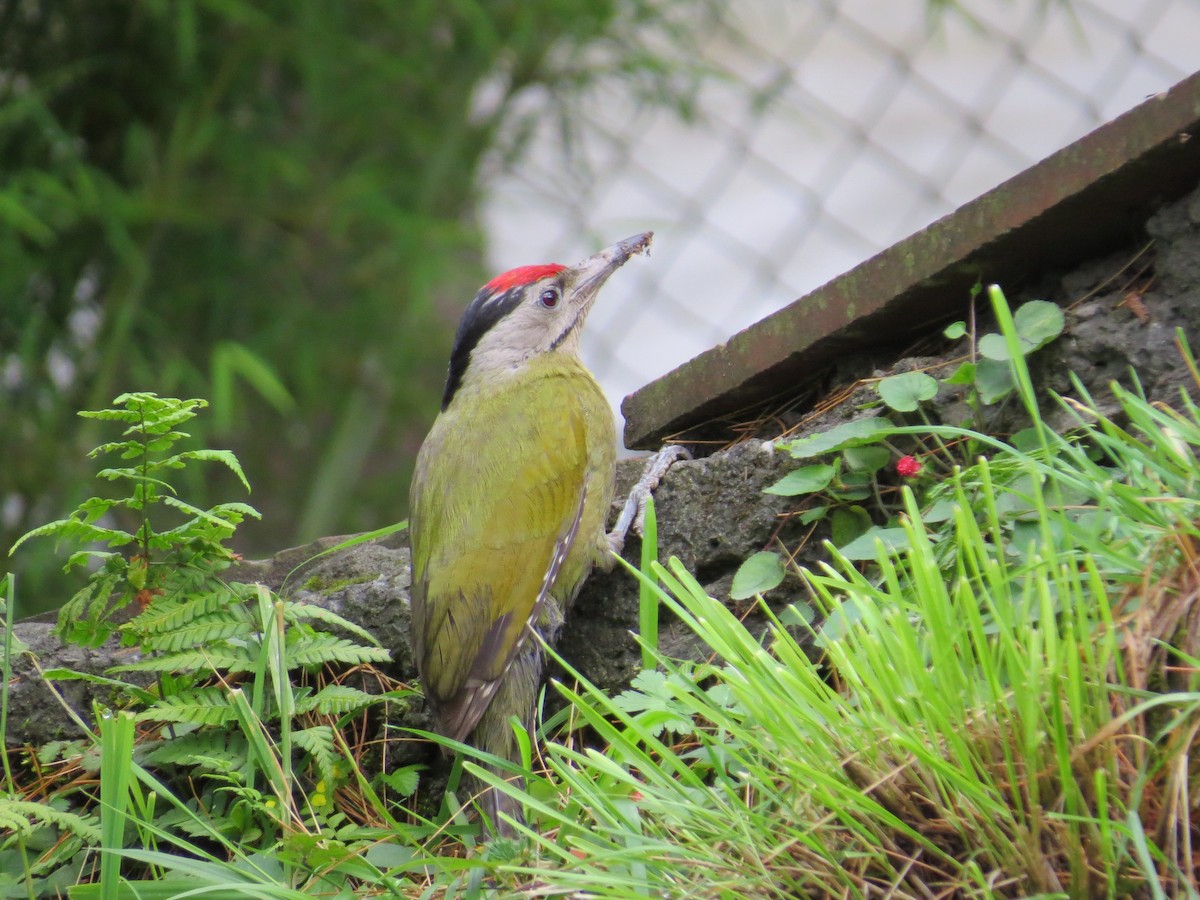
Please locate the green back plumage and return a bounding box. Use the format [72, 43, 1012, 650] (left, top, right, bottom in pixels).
[408, 353, 615, 743]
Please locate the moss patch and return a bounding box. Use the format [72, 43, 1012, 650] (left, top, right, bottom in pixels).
[301, 573, 377, 594]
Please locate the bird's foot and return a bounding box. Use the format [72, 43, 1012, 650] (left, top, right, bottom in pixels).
[607, 445, 691, 555]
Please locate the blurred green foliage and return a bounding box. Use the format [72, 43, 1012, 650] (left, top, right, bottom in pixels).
[0, 0, 709, 615]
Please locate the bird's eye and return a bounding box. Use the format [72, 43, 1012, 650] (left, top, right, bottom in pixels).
[539, 288, 560, 309]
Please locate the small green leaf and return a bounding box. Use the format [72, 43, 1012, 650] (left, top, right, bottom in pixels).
[730, 551, 786, 600]
[830, 506, 871, 547]
[943, 320, 967, 339]
[1010, 428, 1043, 452]
[877, 372, 938, 412]
[611, 670, 697, 736]
[838, 526, 911, 560]
[778, 602, 814, 627]
[799, 506, 828, 525]
[377, 767, 422, 800]
[1014, 299, 1065, 348]
[833, 471, 872, 501]
[943, 361, 976, 385]
[980, 300, 1064, 360]
[833, 488, 872, 502]
[842, 446, 891, 473]
[922, 498, 958, 523]
[780, 418, 894, 459]
[764, 464, 835, 496]
[975, 358, 1015, 403]
[978, 332, 1012, 361]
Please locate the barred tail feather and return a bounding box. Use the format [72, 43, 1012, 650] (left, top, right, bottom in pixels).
[477, 774, 525, 838]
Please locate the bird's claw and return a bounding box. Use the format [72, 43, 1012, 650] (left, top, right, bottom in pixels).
[608, 445, 691, 554]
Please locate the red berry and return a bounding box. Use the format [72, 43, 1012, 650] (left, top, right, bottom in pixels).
[896, 455, 922, 478]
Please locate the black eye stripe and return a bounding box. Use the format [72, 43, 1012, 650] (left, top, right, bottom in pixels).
[441, 285, 523, 410]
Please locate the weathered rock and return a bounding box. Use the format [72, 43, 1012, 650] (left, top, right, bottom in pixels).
[5, 622, 142, 746]
[235, 534, 417, 676]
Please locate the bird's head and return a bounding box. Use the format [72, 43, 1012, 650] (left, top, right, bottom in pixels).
[440, 232, 653, 410]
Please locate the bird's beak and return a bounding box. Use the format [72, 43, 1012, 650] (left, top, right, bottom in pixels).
[569, 232, 654, 302]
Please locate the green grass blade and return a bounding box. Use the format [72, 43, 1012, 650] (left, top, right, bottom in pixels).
[638, 496, 660, 669]
[98, 710, 136, 900]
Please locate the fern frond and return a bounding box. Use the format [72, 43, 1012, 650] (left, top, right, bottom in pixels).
[138, 611, 249, 653]
[285, 635, 391, 668]
[156, 806, 237, 839]
[135, 687, 238, 726]
[96, 468, 176, 493]
[140, 432, 189, 455]
[207, 501, 260, 521]
[0, 798, 101, 843]
[142, 731, 248, 771]
[137, 402, 205, 432]
[129, 590, 242, 636]
[10, 518, 134, 555]
[110, 644, 257, 674]
[160, 496, 241, 530]
[284, 602, 383, 648]
[176, 449, 251, 493]
[79, 406, 141, 423]
[293, 725, 338, 788]
[89, 439, 147, 459]
[295, 684, 377, 716]
[55, 570, 127, 646]
[158, 503, 261, 542]
[64, 549, 118, 572]
[76, 497, 124, 520]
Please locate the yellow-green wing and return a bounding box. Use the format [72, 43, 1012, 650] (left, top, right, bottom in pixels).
[409, 368, 597, 741]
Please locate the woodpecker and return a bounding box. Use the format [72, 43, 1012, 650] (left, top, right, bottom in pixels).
[408, 232, 654, 834]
